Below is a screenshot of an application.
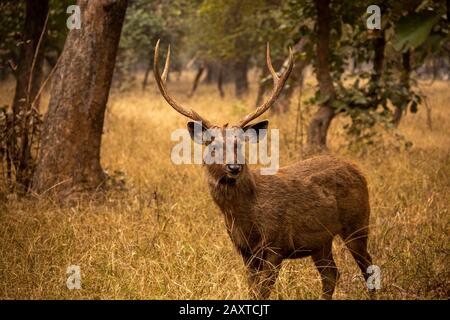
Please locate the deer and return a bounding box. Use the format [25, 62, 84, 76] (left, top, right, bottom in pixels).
[153, 40, 374, 300]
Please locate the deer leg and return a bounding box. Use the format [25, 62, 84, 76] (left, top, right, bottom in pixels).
[312, 241, 339, 300]
[344, 235, 375, 297]
[245, 251, 281, 300]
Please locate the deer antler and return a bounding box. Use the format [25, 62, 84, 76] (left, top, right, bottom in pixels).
[237, 43, 294, 127]
[153, 39, 212, 128]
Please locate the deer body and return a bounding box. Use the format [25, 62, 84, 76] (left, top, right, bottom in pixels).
[207, 155, 372, 299]
[208, 155, 368, 256]
[153, 40, 373, 299]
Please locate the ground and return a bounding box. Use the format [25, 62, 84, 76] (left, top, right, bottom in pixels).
[0, 73, 448, 299]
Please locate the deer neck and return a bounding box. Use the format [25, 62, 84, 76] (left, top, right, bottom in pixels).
[206, 166, 261, 252]
[206, 165, 257, 217]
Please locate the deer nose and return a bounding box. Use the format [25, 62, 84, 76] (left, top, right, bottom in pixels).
[226, 164, 242, 175]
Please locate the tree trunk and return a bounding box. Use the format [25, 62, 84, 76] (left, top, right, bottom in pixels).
[142, 50, 152, 90]
[370, 30, 385, 93]
[11, 0, 49, 191]
[307, 0, 335, 151]
[32, 0, 128, 198]
[11, 0, 49, 115]
[393, 50, 411, 126]
[217, 64, 225, 98]
[234, 57, 249, 97]
[188, 62, 205, 97]
[204, 62, 215, 84]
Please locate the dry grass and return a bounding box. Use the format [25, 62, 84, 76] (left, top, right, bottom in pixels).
[0, 73, 449, 299]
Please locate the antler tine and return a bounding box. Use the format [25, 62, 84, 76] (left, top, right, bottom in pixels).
[161, 44, 170, 83]
[266, 43, 279, 82]
[237, 44, 294, 128]
[153, 39, 211, 127]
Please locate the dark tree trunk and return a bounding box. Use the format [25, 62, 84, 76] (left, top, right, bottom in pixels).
[217, 64, 225, 98]
[393, 50, 411, 126]
[307, 0, 335, 151]
[188, 62, 205, 97]
[142, 51, 152, 90]
[204, 62, 215, 84]
[447, 0, 449, 22]
[234, 57, 249, 97]
[32, 0, 128, 198]
[11, 0, 48, 190]
[188, 60, 226, 98]
[370, 30, 385, 91]
[11, 0, 49, 115]
[392, 105, 402, 126]
[254, 76, 266, 108]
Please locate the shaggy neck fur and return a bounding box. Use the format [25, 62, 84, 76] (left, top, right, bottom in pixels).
[206, 165, 256, 210]
[205, 164, 259, 252]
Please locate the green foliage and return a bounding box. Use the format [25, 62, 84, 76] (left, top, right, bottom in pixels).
[115, 0, 190, 88]
[393, 12, 441, 52]
[0, 0, 72, 78]
[0, 1, 25, 78]
[2, 0, 447, 151]
[303, 0, 446, 147]
[0, 1, 25, 53]
[189, 0, 298, 66]
[47, 0, 74, 56]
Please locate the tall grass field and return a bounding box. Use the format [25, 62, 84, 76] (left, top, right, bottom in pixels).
[0, 74, 448, 299]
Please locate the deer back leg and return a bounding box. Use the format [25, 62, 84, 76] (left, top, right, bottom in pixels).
[343, 231, 375, 297]
[312, 241, 339, 300]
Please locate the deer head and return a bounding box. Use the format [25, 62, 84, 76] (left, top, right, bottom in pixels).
[153, 40, 294, 183]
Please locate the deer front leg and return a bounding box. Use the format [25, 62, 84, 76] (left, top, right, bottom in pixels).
[245, 251, 282, 299]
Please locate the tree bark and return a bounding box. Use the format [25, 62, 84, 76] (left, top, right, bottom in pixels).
[307, 0, 335, 151]
[11, 0, 49, 115]
[32, 0, 128, 197]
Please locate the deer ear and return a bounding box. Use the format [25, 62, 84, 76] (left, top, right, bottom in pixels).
[187, 121, 208, 144]
[243, 120, 269, 142]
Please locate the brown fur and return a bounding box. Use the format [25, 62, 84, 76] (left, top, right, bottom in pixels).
[205, 153, 373, 299]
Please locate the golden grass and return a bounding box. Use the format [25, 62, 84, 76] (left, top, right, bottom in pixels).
[0, 74, 449, 299]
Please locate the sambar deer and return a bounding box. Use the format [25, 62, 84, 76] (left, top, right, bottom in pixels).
[153, 40, 374, 299]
